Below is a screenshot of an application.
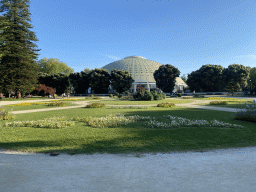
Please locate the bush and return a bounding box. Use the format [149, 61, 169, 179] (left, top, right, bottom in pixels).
[118, 95, 122, 98]
[0, 107, 15, 120]
[90, 94, 94, 97]
[125, 91, 130, 95]
[47, 102, 66, 107]
[31, 84, 55, 97]
[177, 93, 182, 97]
[109, 94, 113, 98]
[210, 101, 228, 105]
[85, 103, 106, 108]
[114, 92, 119, 97]
[143, 90, 154, 100]
[157, 103, 175, 107]
[193, 94, 204, 98]
[234, 100, 256, 122]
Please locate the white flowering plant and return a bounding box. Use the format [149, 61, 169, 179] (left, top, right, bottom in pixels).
[145, 115, 244, 129]
[234, 100, 256, 122]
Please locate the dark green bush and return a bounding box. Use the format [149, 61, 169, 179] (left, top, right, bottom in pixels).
[177, 93, 182, 97]
[157, 103, 175, 107]
[210, 101, 227, 105]
[85, 103, 106, 108]
[90, 94, 94, 97]
[114, 92, 119, 97]
[47, 102, 66, 107]
[109, 94, 113, 98]
[193, 94, 205, 98]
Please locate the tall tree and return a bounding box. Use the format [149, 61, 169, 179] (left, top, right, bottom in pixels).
[69, 71, 90, 94]
[223, 64, 250, 92]
[0, 0, 40, 97]
[88, 69, 110, 94]
[153, 64, 180, 95]
[187, 64, 224, 92]
[110, 69, 134, 93]
[36, 57, 74, 76]
[248, 67, 256, 93]
[180, 74, 187, 84]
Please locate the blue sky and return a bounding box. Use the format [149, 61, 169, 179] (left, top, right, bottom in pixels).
[25, 0, 256, 76]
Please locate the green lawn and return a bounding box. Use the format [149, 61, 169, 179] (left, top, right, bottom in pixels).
[0, 101, 255, 155]
[89, 98, 194, 105]
[197, 99, 256, 109]
[1, 101, 81, 111]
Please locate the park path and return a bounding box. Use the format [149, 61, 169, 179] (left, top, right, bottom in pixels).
[1, 96, 255, 114]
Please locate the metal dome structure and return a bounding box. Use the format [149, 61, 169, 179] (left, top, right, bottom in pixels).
[102, 56, 187, 93]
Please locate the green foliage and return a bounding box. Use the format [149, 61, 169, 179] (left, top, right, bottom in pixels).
[157, 103, 175, 107]
[118, 95, 122, 99]
[0, 107, 15, 120]
[110, 69, 134, 93]
[223, 64, 250, 92]
[88, 69, 110, 94]
[85, 103, 106, 108]
[210, 101, 228, 105]
[193, 94, 204, 98]
[37, 73, 70, 94]
[133, 90, 153, 101]
[109, 94, 113, 98]
[36, 58, 74, 76]
[90, 94, 94, 97]
[0, 1, 40, 97]
[124, 91, 130, 95]
[114, 92, 119, 96]
[234, 101, 256, 122]
[47, 102, 66, 107]
[249, 67, 256, 90]
[153, 64, 180, 94]
[150, 90, 166, 100]
[177, 93, 182, 97]
[68, 71, 90, 94]
[187, 64, 224, 92]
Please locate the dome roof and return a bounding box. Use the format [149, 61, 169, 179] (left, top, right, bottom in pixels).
[102, 56, 162, 83]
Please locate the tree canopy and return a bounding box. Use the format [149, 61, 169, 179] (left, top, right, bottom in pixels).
[69, 71, 90, 94]
[223, 64, 250, 92]
[88, 69, 110, 94]
[153, 64, 180, 94]
[36, 57, 74, 76]
[187, 64, 224, 92]
[249, 67, 256, 90]
[0, 0, 41, 97]
[110, 69, 134, 93]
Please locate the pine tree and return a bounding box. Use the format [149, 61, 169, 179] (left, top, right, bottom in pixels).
[0, 0, 41, 98]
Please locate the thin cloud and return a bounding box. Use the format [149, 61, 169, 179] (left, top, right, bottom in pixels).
[233, 55, 256, 60]
[100, 54, 121, 60]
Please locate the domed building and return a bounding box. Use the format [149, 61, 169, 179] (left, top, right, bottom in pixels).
[102, 56, 187, 93]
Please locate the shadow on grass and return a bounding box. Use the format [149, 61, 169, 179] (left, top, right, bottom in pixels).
[1, 107, 255, 156]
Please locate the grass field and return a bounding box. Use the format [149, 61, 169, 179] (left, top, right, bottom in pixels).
[197, 99, 256, 109]
[89, 98, 194, 105]
[0, 97, 255, 156]
[1, 101, 81, 111]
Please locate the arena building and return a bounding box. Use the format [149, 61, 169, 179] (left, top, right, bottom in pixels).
[102, 56, 187, 93]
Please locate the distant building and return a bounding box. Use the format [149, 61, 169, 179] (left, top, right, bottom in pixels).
[102, 56, 187, 93]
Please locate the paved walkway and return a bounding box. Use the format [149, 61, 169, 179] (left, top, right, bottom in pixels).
[0, 97, 254, 114]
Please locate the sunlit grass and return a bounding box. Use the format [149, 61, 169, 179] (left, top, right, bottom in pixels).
[0, 103, 255, 155]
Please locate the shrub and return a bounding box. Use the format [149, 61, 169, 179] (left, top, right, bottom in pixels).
[143, 90, 154, 100]
[85, 103, 106, 108]
[47, 102, 66, 107]
[0, 107, 15, 120]
[234, 100, 256, 123]
[109, 94, 113, 98]
[119, 96, 133, 100]
[114, 92, 119, 97]
[93, 97, 102, 99]
[210, 101, 228, 105]
[157, 103, 175, 107]
[125, 91, 130, 95]
[177, 93, 182, 97]
[31, 84, 55, 97]
[193, 94, 204, 98]
[90, 94, 94, 97]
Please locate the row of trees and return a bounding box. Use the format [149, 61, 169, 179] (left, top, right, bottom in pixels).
[36, 68, 134, 95]
[184, 64, 254, 93]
